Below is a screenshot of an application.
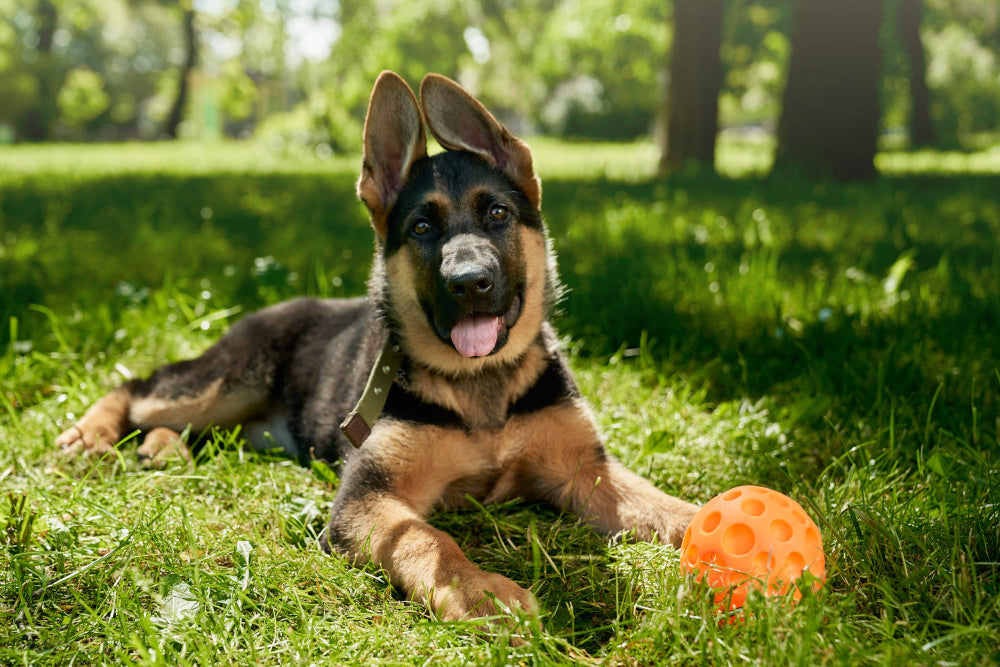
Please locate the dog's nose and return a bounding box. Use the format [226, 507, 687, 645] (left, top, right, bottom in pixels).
[446, 265, 494, 299]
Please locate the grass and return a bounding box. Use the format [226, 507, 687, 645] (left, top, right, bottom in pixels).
[1, 137, 999, 664]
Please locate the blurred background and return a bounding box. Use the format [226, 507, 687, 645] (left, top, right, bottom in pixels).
[2, 0, 999, 175]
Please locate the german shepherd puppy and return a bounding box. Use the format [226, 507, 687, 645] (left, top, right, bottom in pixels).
[56, 72, 697, 621]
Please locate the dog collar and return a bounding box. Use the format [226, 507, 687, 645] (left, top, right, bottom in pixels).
[340, 339, 403, 448]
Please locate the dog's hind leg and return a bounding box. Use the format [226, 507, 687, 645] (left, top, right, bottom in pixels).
[56, 336, 271, 460]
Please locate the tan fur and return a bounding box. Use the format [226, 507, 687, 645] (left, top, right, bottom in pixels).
[136, 427, 189, 466]
[128, 380, 267, 432]
[55, 387, 131, 457]
[336, 396, 694, 620]
[385, 226, 548, 377]
[465, 185, 516, 211]
[360, 398, 694, 545]
[421, 191, 452, 215]
[512, 399, 697, 545]
[339, 491, 535, 621]
[336, 419, 535, 620]
[367, 420, 492, 513]
[504, 227, 548, 362]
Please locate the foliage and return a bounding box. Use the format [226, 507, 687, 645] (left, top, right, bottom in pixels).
[216, 60, 257, 123]
[0, 0, 40, 127]
[877, 0, 1000, 148]
[254, 97, 362, 157]
[1, 0, 182, 139]
[720, 0, 791, 128]
[320, 0, 480, 127]
[1, 0, 999, 146]
[923, 0, 1000, 145]
[319, 0, 668, 139]
[1, 140, 998, 663]
[531, 0, 669, 137]
[56, 66, 109, 127]
[925, 22, 1000, 146]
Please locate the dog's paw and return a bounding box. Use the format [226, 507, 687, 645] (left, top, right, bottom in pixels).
[434, 569, 537, 622]
[55, 417, 121, 459]
[657, 500, 700, 548]
[55, 390, 131, 460]
[136, 427, 190, 467]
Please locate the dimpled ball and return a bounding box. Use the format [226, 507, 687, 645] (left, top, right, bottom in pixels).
[680, 485, 825, 610]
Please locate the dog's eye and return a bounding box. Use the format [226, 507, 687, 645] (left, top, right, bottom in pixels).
[489, 204, 509, 221]
[412, 219, 432, 236]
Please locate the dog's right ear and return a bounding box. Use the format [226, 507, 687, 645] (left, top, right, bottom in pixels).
[420, 73, 541, 209]
[358, 71, 427, 239]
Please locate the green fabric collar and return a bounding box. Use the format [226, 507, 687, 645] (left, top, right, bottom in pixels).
[340, 339, 404, 448]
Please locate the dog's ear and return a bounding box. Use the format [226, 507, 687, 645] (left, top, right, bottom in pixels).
[419, 74, 541, 209]
[358, 71, 427, 238]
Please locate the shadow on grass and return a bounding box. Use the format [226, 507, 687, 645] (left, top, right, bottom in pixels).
[3, 170, 997, 460]
[427, 501, 628, 652]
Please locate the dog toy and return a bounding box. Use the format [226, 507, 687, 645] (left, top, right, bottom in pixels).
[680, 485, 825, 610]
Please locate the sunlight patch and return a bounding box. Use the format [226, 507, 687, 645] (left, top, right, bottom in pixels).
[153, 581, 199, 627]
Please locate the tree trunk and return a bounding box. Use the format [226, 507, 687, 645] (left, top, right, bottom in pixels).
[659, 0, 725, 174]
[898, 0, 934, 146]
[21, 0, 57, 141]
[164, 8, 197, 139]
[774, 0, 885, 180]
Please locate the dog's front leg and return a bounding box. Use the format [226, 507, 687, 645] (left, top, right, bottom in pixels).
[322, 424, 536, 621]
[327, 492, 535, 620]
[516, 400, 698, 545]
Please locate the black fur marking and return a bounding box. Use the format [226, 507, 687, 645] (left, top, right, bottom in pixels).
[381, 384, 465, 430]
[509, 356, 580, 416]
[321, 453, 392, 554]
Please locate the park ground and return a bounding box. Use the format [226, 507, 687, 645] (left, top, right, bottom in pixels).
[1, 139, 998, 664]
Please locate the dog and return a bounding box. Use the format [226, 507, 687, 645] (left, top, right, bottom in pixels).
[55, 71, 698, 622]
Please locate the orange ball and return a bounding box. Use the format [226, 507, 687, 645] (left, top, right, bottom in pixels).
[680, 485, 825, 610]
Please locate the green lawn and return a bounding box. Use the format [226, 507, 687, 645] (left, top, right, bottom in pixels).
[1, 139, 998, 665]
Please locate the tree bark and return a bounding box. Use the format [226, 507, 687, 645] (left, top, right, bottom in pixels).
[163, 8, 197, 139]
[774, 0, 885, 180]
[21, 0, 57, 141]
[659, 0, 725, 174]
[897, 0, 935, 146]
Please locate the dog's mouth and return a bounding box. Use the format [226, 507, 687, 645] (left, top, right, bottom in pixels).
[428, 292, 523, 358]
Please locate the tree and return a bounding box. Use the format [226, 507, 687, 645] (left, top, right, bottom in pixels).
[20, 0, 58, 141]
[659, 0, 725, 174]
[163, 3, 197, 138]
[898, 0, 935, 146]
[774, 0, 885, 180]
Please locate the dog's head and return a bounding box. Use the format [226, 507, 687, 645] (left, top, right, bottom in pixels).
[358, 71, 554, 375]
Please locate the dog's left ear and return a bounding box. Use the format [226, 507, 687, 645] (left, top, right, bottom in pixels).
[420, 74, 541, 209]
[358, 71, 428, 239]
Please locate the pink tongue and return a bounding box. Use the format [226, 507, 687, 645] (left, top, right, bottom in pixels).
[450, 315, 502, 357]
